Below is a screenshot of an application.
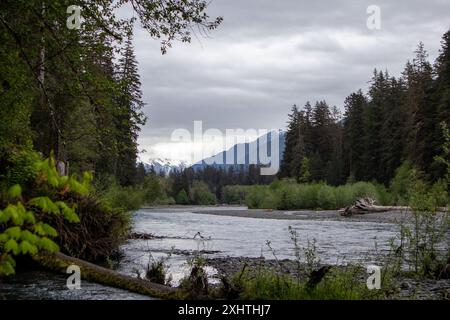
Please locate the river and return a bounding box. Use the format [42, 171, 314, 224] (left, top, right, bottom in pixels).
[0, 206, 400, 300]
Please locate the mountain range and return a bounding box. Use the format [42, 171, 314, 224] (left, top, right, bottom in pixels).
[143, 131, 286, 175]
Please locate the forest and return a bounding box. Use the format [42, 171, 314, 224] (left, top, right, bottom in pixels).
[154, 31, 450, 211]
[0, 0, 221, 276]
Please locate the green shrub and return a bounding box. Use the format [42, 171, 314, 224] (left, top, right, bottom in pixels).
[317, 185, 337, 209]
[292, 184, 321, 209]
[176, 189, 190, 205]
[389, 161, 421, 205]
[222, 185, 250, 204]
[0, 157, 87, 275]
[101, 183, 144, 212]
[142, 174, 165, 205]
[232, 266, 372, 300]
[191, 181, 217, 205]
[350, 182, 381, 202]
[334, 185, 354, 209]
[145, 253, 172, 286]
[239, 180, 394, 210]
[0, 149, 41, 189]
[392, 179, 450, 278]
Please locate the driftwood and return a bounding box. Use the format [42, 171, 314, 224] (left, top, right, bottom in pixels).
[339, 197, 448, 216]
[339, 198, 409, 216]
[33, 252, 182, 299]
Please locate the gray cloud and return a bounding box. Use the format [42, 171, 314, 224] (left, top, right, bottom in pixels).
[132, 0, 450, 162]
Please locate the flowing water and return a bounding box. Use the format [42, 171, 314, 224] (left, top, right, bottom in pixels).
[0, 206, 400, 299]
[117, 207, 399, 285]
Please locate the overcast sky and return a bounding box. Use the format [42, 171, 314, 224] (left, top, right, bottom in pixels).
[131, 0, 450, 164]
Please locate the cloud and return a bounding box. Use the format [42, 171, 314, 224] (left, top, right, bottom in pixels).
[132, 0, 450, 163]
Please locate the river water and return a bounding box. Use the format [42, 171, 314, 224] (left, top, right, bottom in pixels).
[0, 206, 400, 299]
[117, 207, 399, 285]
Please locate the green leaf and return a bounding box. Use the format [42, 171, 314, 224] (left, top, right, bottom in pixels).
[19, 240, 38, 255]
[8, 185, 22, 199]
[56, 202, 80, 223]
[24, 211, 36, 224]
[5, 226, 21, 240]
[0, 260, 16, 276]
[3, 205, 19, 225]
[0, 209, 10, 223]
[28, 197, 60, 214]
[41, 224, 58, 237]
[33, 223, 45, 236]
[38, 237, 60, 252]
[68, 178, 89, 196]
[4, 239, 20, 255]
[20, 230, 38, 244]
[0, 233, 9, 243]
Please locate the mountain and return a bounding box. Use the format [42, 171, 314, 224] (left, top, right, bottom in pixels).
[144, 158, 187, 176]
[191, 130, 285, 175]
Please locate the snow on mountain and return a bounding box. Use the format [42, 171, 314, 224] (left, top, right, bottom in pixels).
[144, 158, 187, 176]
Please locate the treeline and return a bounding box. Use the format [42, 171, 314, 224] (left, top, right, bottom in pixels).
[280, 31, 450, 186]
[0, 0, 221, 189]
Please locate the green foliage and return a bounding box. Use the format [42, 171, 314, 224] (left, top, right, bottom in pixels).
[389, 161, 421, 205]
[191, 181, 217, 205]
[317, 185, 337, 209]
[237, 181, 388, 210]
[179, 255, 209, 299]
[230, 266, 373, 300]
[142, 174, 165, 205]
[221, 228, 387, 300]
[298, 157, 312, 183]
[0, 156, 89, 276]
[221, 185, 250, 204]
[176, 189, 190, 205]
[0, 150, 41, 189]
[390, 179, 449, 278]
[95, 175, 145, 211]
[144, 253, 172, 286]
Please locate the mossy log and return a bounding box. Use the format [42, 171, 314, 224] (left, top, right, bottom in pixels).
[33, 252, 184, 300]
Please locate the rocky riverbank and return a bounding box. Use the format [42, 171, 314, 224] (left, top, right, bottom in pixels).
[205, 256, 450, 300]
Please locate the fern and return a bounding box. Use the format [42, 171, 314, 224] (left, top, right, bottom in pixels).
[0, 155, 89, 276]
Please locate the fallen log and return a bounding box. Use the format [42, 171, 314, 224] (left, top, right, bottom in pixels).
[33, 252, 183, 299]
[339, 197, 448, 216]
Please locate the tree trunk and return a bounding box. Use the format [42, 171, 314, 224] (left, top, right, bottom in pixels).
[338, 198, 445, 216]
[33, 252, 182, 299]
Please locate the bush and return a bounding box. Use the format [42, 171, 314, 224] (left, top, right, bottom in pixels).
[239, 180, 392, 210]
[101, 182, 144, 212]
[317, 185, 337, 210]
[142, 174, 165, 205]
[221, 185, 249, 204]
[392, 179, 450, 278]
[145, 253, 172, 286]
[176, 189, 190, 205]
[191, 181, 217, 205]
[389, 161, 421, 205]
[0, 156, 86, 275]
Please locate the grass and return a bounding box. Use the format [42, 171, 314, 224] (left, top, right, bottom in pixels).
[231, 266, 377, 300]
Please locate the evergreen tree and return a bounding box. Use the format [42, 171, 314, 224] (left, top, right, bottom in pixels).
[343, 90, 367, 181]
[115, 33, 147, 185]
[431, 30, 450, 179]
